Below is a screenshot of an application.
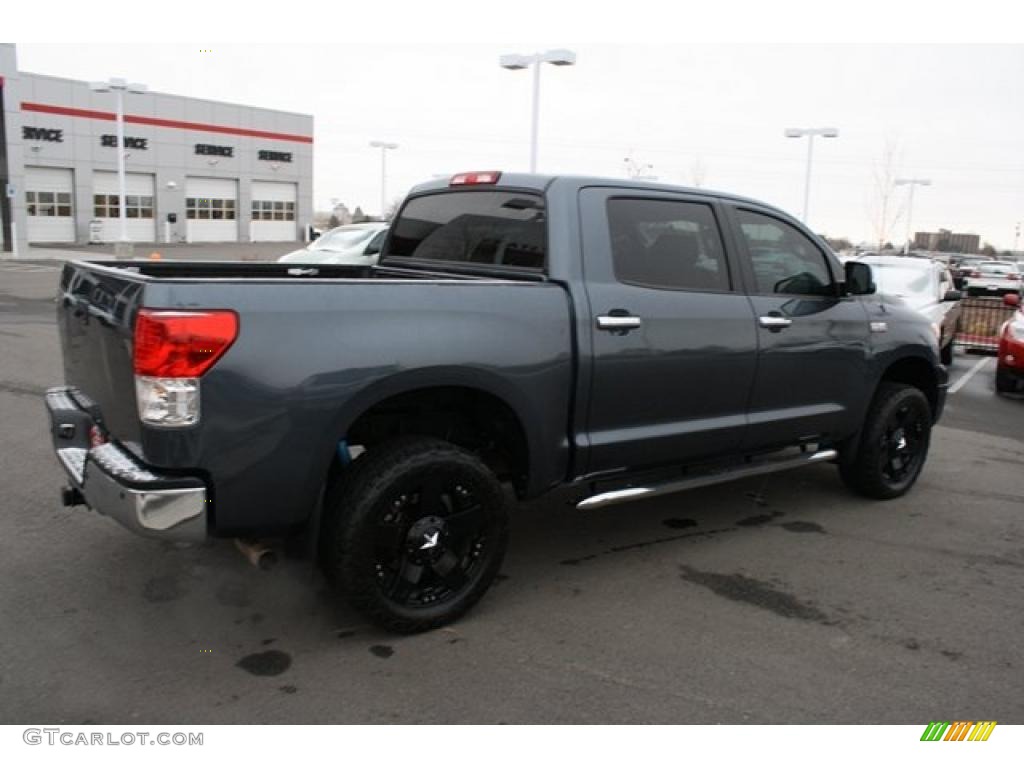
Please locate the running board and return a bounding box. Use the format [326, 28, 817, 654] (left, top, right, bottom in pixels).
[576, 449, 838, 511]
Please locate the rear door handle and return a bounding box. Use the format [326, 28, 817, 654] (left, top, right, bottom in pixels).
[597, 314, 642, 331]
[758, 315, 792, 330]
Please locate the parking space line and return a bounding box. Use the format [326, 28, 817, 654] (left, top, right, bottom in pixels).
[949, 356, 992, 394]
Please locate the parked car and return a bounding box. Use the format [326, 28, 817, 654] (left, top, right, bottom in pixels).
[996, 293, 1024, 395]
[859, 255, 962, 365]
[278, 222, 389, 265]
[950, 256, 986, 290]
[45, 172, 947, 633]
[964, 260, 1022, 297]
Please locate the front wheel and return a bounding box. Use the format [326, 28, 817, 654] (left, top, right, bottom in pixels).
[322, 436, 509, 634]
[839, 383, 932, 499]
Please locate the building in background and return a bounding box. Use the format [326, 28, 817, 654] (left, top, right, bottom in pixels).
[913, 229, 980, 254]
[0, 44, 313, 256]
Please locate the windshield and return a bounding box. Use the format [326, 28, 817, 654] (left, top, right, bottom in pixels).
[311, 227, 377, 251]
[867, 264, 934, 300]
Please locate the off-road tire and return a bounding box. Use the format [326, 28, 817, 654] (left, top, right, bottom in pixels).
[839, 383, 932, 500]
[322, 436, 509, 633]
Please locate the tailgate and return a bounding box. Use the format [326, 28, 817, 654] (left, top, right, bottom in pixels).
[57, 262, 145, 444]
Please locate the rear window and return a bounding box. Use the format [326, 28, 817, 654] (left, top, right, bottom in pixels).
[384, 191, 546, 271]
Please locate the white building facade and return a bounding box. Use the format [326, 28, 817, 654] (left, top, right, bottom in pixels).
[0, 44, 313, 256]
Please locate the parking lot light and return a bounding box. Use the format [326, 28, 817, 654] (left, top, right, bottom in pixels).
[90, 78, 148, 250]
[784, 126, 839, 225]
[895, 178, 933, 254]
[369, 141, 399, 220]
[500, 49, 577, 173]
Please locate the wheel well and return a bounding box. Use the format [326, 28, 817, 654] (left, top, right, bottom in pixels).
[343, 387, 530, 493]
[880, 357, 938, 416]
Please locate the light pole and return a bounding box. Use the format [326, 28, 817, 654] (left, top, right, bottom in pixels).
[784, 126, 839, 225]
[90, 78, 147, 254]
[369, 141, 398, 219]
[894, 178, 932, 254]
[499, 49, 576, 173]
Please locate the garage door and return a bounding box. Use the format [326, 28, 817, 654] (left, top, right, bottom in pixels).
[25, 167, 75, 243]
[250, 181, 297, 242]
[185, 177, 238, 242]
[92, 172, 156, 243]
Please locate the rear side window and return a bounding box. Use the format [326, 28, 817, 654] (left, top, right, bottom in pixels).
[606, 198, 730, 291]
[385, 191, 546, 270]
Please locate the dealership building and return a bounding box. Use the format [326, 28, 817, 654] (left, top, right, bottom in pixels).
[0, 44, 313, 256]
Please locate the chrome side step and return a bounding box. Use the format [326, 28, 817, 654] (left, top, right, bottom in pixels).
[576, 448, 838, 511]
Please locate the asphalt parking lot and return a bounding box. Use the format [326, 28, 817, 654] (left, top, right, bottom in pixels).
[1, 260, 1022, 724]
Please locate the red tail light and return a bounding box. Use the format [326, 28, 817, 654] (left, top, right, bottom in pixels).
[134, 310, 238, 377]
[970, 271, 981, 278]
[450, 171, 502, 186]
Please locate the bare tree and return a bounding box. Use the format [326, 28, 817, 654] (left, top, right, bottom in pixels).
[623, 151, 656, 180]
[866, 138, 907, 250]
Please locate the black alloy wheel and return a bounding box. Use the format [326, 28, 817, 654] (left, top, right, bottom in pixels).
[879, 402, 927, 485]
[374, 475, 494, 608]
[839, 382, 932, 499]
[322, 436, 509, 633]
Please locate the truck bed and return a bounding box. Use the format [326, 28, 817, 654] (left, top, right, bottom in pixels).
[56, 259, 574, 535]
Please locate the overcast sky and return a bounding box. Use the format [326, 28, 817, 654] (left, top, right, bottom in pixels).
[15, 43, 1024, 249]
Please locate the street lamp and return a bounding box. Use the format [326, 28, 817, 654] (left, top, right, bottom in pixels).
[784, 126, 839, 224]
[499, 49, 576, 173]
[369, 141, 399, 219]
[90, 78, 147, 253]
[894, 178, 932, 254]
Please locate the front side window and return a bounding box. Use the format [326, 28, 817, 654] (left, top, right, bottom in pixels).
[386, 190, 546, 270]
[736, 210, 833, 296]
[606, 198, 729, 291]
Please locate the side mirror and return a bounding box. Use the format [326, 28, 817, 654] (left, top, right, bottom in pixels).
[942, 290, 962, 302]
[1004, 293, 1021, 308]
[844, 261, 875, 296]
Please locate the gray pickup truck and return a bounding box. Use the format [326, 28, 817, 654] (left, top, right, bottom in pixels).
[45, 172, 947, 632]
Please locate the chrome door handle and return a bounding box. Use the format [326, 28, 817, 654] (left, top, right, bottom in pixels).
[758, 315, 792, 330]
[597, 315, 642, 331]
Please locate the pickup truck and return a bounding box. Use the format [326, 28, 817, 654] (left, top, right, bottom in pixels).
[45, 172, 948, 633]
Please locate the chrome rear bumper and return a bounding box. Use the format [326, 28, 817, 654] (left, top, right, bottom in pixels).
[45, 387, 208, 542]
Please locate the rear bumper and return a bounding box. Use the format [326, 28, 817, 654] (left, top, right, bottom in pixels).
[45, 387, 208, 542]
[965, 282, 1021, 295]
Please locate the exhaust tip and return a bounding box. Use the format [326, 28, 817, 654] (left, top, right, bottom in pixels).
[235, 539, 277, 571]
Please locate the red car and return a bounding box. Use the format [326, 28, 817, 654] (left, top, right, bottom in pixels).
[997, 294, 1024, 395]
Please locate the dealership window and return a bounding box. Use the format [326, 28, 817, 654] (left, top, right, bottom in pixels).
[27, 191, 72, 217]
[95, 194, 153, 219]
[251, 199, 295, 221]
[187, 197, 236, 220]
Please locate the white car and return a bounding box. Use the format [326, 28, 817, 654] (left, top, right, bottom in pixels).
[963, 260, 1022, 297]
[278, 222, 389, 266]
[859, 255, 962, 364]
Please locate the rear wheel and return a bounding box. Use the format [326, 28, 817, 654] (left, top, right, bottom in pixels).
[995, 366, 1015, 395]
[322, 436, 509, 633]
[839, 383, 932, 499]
